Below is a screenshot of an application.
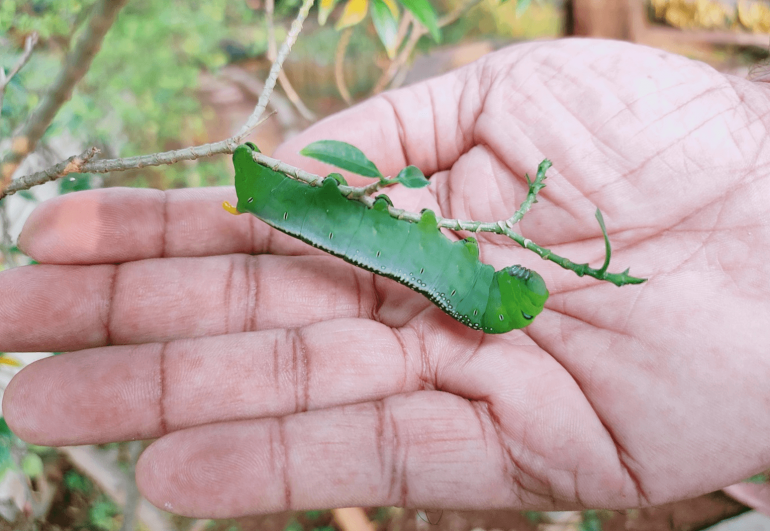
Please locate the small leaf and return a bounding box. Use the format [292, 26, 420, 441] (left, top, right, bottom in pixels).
[395, 166, 429, 188]
[371, 0, 400, 58]
[300, 140, 383, 178]
[319, 0, 340, 25]
[22, 453, 44, 479]
[398, 0, 441, 41]
[335, 0, 369, 30]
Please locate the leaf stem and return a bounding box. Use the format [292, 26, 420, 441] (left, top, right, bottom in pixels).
[594, 208, 612, 276]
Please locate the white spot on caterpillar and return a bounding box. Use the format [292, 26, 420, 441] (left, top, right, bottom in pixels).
[499, 314, 504, 321]
[248, 197, 254, 203]
[523, 238, 532, 248]
[283, 212, 288, 220]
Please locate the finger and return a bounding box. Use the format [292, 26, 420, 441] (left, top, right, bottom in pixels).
[273, 66, 482, 184]
[134, 387, 627, 518]
[3, 319, 420, 446]
[18, 187, 318, 265]
[0, 254, 427, 353]
[135, 392, 535, 518]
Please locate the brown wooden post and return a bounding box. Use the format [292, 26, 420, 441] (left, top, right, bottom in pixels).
[570, 0, 631, 39]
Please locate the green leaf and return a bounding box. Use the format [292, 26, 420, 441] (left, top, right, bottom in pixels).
[394, 165, 429, 188]
[745, 473, 768, 483]
[300, 140, 383, 178]
[398, 0, 441, 41]
[371, 0, 400, 59]
[0, 418, 12, 438]
[515, 0, 531, 14]
[21, 452, 44, 479]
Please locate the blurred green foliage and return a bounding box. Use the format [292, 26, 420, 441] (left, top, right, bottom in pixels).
[0, 418, 15, 479]
[88, 496, 122, 531]
[2, 0, 268, 188]
[64, 470, 93, 494]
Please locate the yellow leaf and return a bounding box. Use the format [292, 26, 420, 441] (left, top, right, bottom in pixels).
[335, 0, 368, 30]
[0, 356, 21, 367]
[319, 0, 339, 25]
[382, 0, 399, 18]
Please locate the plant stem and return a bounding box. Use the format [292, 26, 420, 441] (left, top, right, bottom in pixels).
[236, 0, 316, 140]
[335, 28, 354, 105]
[506, 159, 550, 227]
[249, 150, 646, 286]
[0, 147, 100, 201]
[266, 0, 317, 121]
[0, 32, 39, 126]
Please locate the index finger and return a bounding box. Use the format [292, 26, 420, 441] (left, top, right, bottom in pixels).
[18, 187, 320, 265]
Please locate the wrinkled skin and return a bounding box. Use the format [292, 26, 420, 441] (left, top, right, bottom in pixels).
[2, 39, 770, 518]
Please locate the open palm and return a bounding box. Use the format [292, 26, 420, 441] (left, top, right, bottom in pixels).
[3, 39, 770, 518]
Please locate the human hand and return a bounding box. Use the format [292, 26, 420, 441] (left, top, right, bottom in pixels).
[3, 38, 770, 517]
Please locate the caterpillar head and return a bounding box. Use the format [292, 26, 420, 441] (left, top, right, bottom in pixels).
[483, 265, 549, 331]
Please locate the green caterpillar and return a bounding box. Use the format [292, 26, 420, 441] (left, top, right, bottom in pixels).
[228, 143, 548, 333]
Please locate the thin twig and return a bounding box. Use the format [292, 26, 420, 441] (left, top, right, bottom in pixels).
[246, 150, 645, 286]
[373, 21, 420, 94]
[393, 12, 413, 55]
[235, 0, 316, 140]
[335, 28, 354, 105]
[0, 147, 100, 201]
[0, 32, 39, 120]
[266, 0, 316, 121]
[118, 441, 143, 531]
[1, 0, 128, 185]
[372, 0, 485, 94]
[505, 159, 550, 227]
[436, 0, 485, 28]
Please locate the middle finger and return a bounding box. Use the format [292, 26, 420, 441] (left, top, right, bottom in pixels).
[4, 319, 420, 446]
